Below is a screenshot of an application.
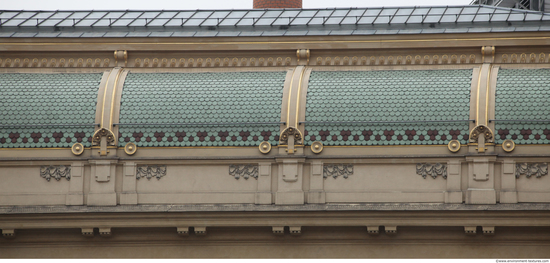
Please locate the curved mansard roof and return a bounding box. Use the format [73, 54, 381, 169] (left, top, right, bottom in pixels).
[2, 68, 550, 148]
[0, 5, 549, 38]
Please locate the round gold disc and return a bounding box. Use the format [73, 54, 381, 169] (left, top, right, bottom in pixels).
[124, 142, 137, 155]
[311, 141, 324, 154]
[71, 143, 84, 156]
[259, 141, 272, 154]
[502, 139, 515, 153]
[447, 140, 461, 153]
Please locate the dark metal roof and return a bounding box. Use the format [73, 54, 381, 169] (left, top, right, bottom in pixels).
[1, 5, 549, 38]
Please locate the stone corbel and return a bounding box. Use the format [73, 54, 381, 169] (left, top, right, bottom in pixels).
[81, 228, 94, 237]
[92, 128, 116, 156]
[2, 229, 15, 238]
[177, 227, 189, 236]
[385, 226, 397, 234]
[272, 226, 284, 235]
[114, 50, 128, 67]
[99, 227, 111, 237]
[481, 46, 495, 63]
[194, 227, 207, 235]
[469, 125, 494, 153]
[296, 49, 310, 65]
[289, 226, 301, 235]
[279, 127, 303, 154]
[367, 226, 380, 235]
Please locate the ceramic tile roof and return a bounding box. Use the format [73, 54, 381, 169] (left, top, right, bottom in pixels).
[0, 73, 102, 148]
[494, 68, 550, 144]
[1, 6, 549, 38]
[118, 72, 285, 147]
[303, 70, 473, 146]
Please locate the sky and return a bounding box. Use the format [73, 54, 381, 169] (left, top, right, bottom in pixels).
[3, 0, 473, 10]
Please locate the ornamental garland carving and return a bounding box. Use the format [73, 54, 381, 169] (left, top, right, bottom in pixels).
[416, 163, 447, 179]
[136, 165, 167, 180]
[515, 163, 548, 179]
[323, 164, 354, 179]
[279, 127, 303, 146]
[92, 128, 116, 146]
[40, 165, 71, 181]
[469, 125, 494, 143]
[229, 164, 258, 180]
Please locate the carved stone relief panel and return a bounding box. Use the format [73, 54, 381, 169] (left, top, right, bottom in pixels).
[323, 164, 353, 179]
[229, 164, 259, 180]
[416, 163, 447, 179]
[136, 165, 167, 180]
[515, 163, 548, 179]
[40, 165, 71, 181]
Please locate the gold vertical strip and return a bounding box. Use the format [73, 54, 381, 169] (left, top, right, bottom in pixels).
[286, 69, 295, 128]
[294, 67, 307, 128]
[100, 70, 113, 128]
[485, 66, 492, 126]
[476, 66, 482, 124]
[109, 68, 124, 129]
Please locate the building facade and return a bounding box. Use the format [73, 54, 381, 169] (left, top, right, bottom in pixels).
[1, 5, 550, 258]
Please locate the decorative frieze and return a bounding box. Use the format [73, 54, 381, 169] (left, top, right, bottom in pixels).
[499, 53, 549, 64]
[515, 163, 548, 178]
[133, 56, 293, 68]
[0, 57, 112, 68]
[416, 163, 447, 179]
[136, 165, 167, 180]
[40, 165, 71, 181]
[323, 164, 353, 179]
[229, 164, 259, 180]
[314, 54, 478, 66]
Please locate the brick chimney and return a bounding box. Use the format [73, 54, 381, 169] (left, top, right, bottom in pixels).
[253, 0, 302, 8]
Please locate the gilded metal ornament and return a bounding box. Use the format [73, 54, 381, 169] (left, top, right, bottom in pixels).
[447, 140, 461, 153]
[279, 127, 303, 145]
[502, 139, 515, 152]
[71, 143, 84, 156]
[311, 141, 324, 154]
[124, 142, 137, 155]
[92, 128, 116, 146]
[469, 125, 494, 143]
[259, 141, 271, 154]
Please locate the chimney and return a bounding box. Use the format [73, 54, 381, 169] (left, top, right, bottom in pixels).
[253, 0, 302, 9]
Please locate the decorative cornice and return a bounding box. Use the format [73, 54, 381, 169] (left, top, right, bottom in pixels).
[516, 163, 548, 179]
[229, 164, 258, 180]
[314, 53, 478, 66]
[0, 57, 112, 68]
[3, 203, 550, 215]
[416, 163, 447, 179]
[323, 164, 353, 179]
[136, 165, 167, 180]
[40, 165, 71, 181]
[133, 56, 293, 68]
[499, 53, 549, 64]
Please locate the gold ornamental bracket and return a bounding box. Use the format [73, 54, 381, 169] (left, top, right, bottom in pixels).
[114, 50, 128, 67]
[296, 49, 310, 65]
[92, 128, 116, 156]
[469, 125, 494, 153]
[279, 127, 303, 154]
[481, 46, 495, 63]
